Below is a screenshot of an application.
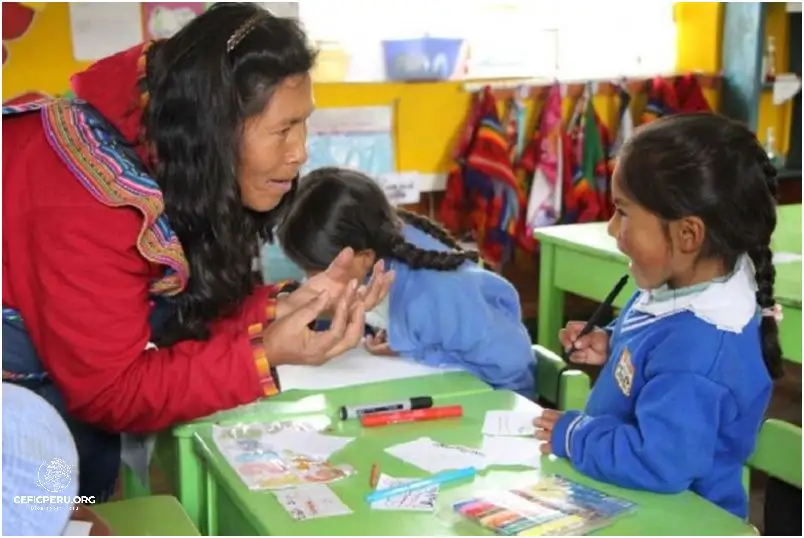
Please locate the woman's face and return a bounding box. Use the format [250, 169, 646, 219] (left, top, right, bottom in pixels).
[238, 73, 314, 212]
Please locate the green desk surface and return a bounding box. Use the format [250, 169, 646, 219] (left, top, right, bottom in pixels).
[533, 204, 802, 363]
[193, 390, 754, 536]
[532, 204, 801, 306]
[90, 495, 200, 536]
[151, 371, 491, 529]
[175, 371, 492, 435]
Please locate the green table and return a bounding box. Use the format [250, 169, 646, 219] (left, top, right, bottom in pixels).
[534, 204, 802, 364]
[91, 495, 200, 535]
[192, 390, 755, 536]
[149, 371, 492, 528]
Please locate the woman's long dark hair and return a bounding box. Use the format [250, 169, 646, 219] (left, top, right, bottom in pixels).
[617, 112, 783, 379]
[143, 3, 317, 345]
[278, 167, 480, 273]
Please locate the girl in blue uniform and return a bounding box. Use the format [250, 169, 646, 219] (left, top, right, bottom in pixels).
[277, 167, 535, 396]
[536, 113, 782, 519]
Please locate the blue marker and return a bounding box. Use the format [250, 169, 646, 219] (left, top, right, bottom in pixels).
[365, 467, 477, 503]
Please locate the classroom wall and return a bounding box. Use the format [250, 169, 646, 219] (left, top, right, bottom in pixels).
[674, 1, 795, 156]
[3, 1, 727, 177]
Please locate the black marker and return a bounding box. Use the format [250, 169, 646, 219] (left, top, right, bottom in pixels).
[338, 397, 433, 420]
[564, 274, 630, 361]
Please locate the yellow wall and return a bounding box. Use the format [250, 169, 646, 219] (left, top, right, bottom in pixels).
[757, 3, 794, 157]
[1, 2, 792, 173]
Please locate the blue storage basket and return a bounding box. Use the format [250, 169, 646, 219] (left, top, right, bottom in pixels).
[382, 37, 465, 81]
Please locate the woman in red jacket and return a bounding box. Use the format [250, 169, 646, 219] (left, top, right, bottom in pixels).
[2, 3, 391, 500]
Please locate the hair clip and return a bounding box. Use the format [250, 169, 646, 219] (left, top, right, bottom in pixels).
[761, 303, 783, 322]
[226, 11, 271, 53]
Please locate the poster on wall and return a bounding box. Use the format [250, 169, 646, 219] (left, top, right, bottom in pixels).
[303, 106, 396, 178]
[68, 2, 142, 61]
[142, 2, 205, 40]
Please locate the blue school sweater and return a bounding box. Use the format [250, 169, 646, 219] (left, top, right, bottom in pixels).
[551, 256, 772, 519]
[377, 224, 535, 396]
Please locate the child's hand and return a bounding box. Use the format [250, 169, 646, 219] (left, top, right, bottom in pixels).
[534, 409, 563, 455]
[278, 248, 395, 318]
[364, 330, 398, 357]
[559, 322, 610, 365]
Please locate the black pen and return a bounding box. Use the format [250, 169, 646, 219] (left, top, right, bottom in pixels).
[564, 275, 630, 360]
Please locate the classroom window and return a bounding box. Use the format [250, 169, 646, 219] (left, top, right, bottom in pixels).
[296, 0, 678, 81]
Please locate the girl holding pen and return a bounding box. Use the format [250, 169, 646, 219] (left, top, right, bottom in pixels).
[534, 113, 781, 520]
[278, 167, 535, 397]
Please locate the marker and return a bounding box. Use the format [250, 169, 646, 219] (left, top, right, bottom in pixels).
[564, 274, 629, 361]
[365, 467, 477, 503]
[339, 396, 433, 420]
[369, 463, 380, 488]
[359, 405, 463, 428]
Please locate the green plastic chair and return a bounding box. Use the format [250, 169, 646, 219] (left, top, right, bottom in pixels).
[533, 344, 591, 411]
[744, 418, 802, 492]
[91, 495, 200, 536]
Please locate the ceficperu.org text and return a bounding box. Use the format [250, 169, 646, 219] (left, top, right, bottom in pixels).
[14, 496, 95, 505]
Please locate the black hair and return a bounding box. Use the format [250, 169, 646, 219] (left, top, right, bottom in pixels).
[617, 112, 783, 379]
[277, 167, 480, 273]
[143, 2, 317, 345]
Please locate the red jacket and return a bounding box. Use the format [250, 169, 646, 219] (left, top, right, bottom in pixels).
[2, 44, 282, 434]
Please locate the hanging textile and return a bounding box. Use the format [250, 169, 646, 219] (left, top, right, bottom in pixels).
[607, 84, 635, 188]
[610, 85, 634, 159]
[565, 84, 608, 224]
[641, 74, 712, 124]
[640, 76, 679, 124]
[521, 83, 564, 232]
[438, 86, 526, 269]
[674, 73, 712, 113]
[439, 90, 486, 234]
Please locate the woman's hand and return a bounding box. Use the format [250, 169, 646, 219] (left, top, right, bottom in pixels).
[364, 329, 397, 357]
[277, 247, 395, 318]
[263, 281, 366, 367]
[534, 409, 564, 455]
[560, 322, 610, 365]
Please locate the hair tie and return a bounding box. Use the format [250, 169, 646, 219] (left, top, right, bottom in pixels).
[761, 303, 783, 322]
[227, 11, 271, 53]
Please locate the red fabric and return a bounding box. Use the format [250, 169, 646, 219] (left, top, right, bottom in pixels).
[2, 47, 277, 434]
[675, 74, 712, 113]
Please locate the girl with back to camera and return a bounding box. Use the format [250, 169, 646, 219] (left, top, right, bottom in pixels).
[534, 112, 783, 519]
[278, 167, 536, 396]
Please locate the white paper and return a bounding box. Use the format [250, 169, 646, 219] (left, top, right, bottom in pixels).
[481, 436, 543, 469]
[377, 172, 421, 206]
[773, 251, 802, 264]
[308, 106, 393, 134]
[212, 424, 355, 490]
[371, 474, 439, 512]
[213, 425, 354, 460]
[69, 3, 143, 61]
[62, 521, 93, 536]
[274, 484, 353, 521]
[385, 437, 488, 473]
[276, 346, 459, 391]
[772, 73, 802, 105]
[482, 410, 542, 437]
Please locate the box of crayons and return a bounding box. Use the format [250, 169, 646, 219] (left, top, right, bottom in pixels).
[452, 475, 636, 536]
